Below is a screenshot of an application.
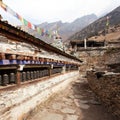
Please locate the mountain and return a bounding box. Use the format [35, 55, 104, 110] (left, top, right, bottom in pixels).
[37, 14, 97, 42]
[68, 6, 120, 41]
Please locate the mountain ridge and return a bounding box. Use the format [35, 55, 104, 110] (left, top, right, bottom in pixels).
[36, 14, 98, 41]
[68, 6, 120, 41]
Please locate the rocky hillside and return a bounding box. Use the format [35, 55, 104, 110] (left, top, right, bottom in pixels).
[69, 6, 120, 41]
[37, 14, 97, 41]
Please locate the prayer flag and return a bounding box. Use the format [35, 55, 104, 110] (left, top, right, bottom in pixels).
[106, 16, 109, 27]
[48, 31, 52, 38]
[0, 1, 53, 39]
[6, 6, 17, 18]
[23, 19, 28, 26]
[28, 22, 32, 29]
[41, 29, 44, 36]
[31, 24, 35, 30]
[1, 2, 7, 11]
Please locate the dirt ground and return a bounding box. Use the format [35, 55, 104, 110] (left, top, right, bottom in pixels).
[27, 77, 117, 120]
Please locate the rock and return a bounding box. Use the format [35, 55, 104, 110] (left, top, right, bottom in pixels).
[78, 103, 90, 109]
[74, 99, 89, 109]
[88, 100, 101, 105]
[61, 108, 76, 114]
[74, 99, 80, 107]
[52, 103, 62, 110]
[79, 100, 88, 104]
[35, 112, 63, 120]
[68, 95, 75, 99]
[66, 115, 79, 120]
[74, 95, 83, 99]
[63, 98, 73, 103]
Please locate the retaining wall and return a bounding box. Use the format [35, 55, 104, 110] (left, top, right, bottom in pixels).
[87, 71, 120, 118]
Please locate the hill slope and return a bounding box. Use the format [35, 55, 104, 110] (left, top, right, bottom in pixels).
[68, 6, 120, 41]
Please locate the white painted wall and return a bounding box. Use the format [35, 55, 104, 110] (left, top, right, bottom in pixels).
[0, 71, 79, 120]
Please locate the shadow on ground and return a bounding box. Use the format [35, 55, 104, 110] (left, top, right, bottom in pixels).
[72, 78, 117, 120]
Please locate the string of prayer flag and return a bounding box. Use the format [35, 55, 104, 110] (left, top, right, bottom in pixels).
[0, 1, 53, 38]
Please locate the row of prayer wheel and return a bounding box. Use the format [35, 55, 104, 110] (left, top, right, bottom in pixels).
[0, 68, 63, 86]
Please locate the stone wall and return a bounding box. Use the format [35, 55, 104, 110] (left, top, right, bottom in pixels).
[87, 71, 120, 118]
[0, 71, 79, 120]
[77, 47, 120, 75]
[105, 48, 120, 72]
[77, 49, 106, 75]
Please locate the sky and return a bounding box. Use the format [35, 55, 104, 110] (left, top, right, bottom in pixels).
[0, 0, 120, 25]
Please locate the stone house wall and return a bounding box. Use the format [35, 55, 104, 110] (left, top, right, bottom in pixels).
[77, 49, 106, 75]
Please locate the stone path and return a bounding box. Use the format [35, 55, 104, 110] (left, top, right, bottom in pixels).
[27, 77, 116, 120]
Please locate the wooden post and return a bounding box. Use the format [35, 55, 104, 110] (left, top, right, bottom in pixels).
[48, 67, 52, 77]
[62, 65, 66, 74]
[0, 53, 5, 60]
[0, 0, 2, 7]
[84, 38, 87, 49]
[16, 65, 24, 86]
[16, 70, 21, 86]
